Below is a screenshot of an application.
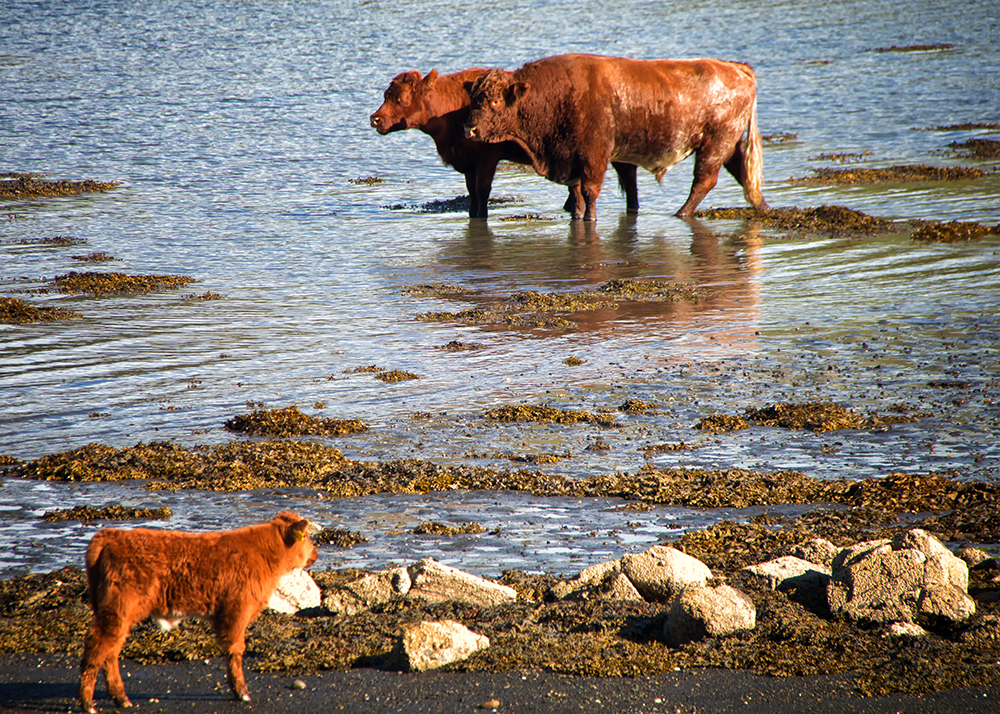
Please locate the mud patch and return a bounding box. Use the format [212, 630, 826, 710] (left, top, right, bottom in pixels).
[224, 406, 368, 438]
[869, 43, 955, 53]
[54, 271, 197, 296]
[384, 195, 520, 213]
[69, 252, 119, 263]
[42, 505, 172, 523]
[0, 173, 120, 200]
[415, 280, 705, 329]
[0, 297, 82, 325]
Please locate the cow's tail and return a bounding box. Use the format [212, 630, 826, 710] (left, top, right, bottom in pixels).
[742, 96, 767, 211]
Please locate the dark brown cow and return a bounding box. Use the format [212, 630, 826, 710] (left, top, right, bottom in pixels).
[78, 512, 318, 713]
[464, 54, 767, 221]
[370, 68, 639, 218]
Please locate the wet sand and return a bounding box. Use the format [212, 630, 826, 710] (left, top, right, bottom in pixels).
[2, 652, 998, 714]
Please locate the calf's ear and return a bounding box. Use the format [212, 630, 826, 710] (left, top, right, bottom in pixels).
[423, 69, 439, 87]
[288, 519, 310, 544]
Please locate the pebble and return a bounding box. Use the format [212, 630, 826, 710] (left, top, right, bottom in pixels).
[291, 679, 307, 690]
[480, 699, 500, 710]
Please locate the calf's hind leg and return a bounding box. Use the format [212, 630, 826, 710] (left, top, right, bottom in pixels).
[215, 607, 259, 702]
[79, 608, 137, 712]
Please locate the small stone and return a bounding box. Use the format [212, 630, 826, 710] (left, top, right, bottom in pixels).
[480, 699, 501, 710]
[291, 679, 307, 690]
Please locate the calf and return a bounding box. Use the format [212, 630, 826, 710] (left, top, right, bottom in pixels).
[78, 512, 318, 713]
[464, 54, 767, 221]
[370, 68, 639, 217]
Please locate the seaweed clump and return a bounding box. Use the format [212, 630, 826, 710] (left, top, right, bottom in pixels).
[42, 505, 172, 523]
[312, 528, 369, 547]
[911, 220, 999, 243]
[697, 402, 887, 433]
[947, 138, 1000, 159]
[0, 296, 81, 325]
[54, 271, 196, 296]
[485, 404, 618, 428]
[790, 165, 989, 186]
[0, 173, 120, 199]
[696, 205, 895, 235]
[413, 521, 486, 536]
[224, 406, 368, 437]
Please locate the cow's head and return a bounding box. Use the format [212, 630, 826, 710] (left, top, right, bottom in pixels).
[273, 511, 319, 568]
[370, 70, 439, 134]
[464, 69, 528, 143]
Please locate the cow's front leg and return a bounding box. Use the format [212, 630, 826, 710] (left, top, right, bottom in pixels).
[580, 180, 603, 222]
[227, 652, 251, 702]
[677, 153, 722, 217]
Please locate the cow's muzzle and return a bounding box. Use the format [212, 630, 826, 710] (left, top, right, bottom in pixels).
[464, 124, 480, 140]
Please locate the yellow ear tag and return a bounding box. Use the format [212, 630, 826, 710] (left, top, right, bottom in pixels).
[293, 528, 306, 542]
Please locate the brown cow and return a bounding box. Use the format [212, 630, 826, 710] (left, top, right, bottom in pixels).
[78, 512, 318, 713]
[464, 54, 767, 221]
[370, 68, 639, 218]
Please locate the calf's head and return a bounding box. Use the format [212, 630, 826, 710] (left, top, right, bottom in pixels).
[273, 511, 318, 569]
[464, 69, 528, 143]
[370, 70, 439, 134]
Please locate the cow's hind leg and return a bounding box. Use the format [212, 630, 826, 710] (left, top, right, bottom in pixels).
[676, 152, 724, 218]
[724, 143, 767, 211]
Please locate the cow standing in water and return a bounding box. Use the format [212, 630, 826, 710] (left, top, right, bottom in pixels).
[464, 54, 767, 221]
[78, 512, 318, 713]
[370, 68, 639, 218]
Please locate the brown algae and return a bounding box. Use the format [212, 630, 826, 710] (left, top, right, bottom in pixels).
[0, 173, 120, 199]
[485, 404, 619, 428]
[42, 505, 172, 523]
[0, 297, 82, 325]
[224, 406, 368, 438]
[789, 165, 989, 186]
[696, 402, 899, 433]
[54, 271, 197, 296]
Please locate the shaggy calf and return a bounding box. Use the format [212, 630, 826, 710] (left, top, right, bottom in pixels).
[78, 512, 318, 713]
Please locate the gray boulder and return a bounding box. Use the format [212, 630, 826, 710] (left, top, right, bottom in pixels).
[827, 529, 975, 625]
[323, 567, 411, 615]
[792, 538, 841, 568]
[268, 568, 321, 614]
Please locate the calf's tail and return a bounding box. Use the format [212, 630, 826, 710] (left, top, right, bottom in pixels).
[742, 96, 766, 210]
[83, 536, 105, 609]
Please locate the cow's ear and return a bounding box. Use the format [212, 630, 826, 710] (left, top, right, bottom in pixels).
[508, 81, 530, 104]
[288, 519, 309, 544]
[423, 69, 439, 87]
[463, 80, 475, 95]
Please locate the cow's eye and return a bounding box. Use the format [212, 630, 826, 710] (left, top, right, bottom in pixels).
[490, 98, 502, 109]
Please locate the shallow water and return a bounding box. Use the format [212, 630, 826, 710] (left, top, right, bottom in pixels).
[1, 0, 998, 577]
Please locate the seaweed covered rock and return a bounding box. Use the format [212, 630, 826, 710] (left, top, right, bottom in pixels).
[663, 583, 756, 645]
[827, 528, 975, 626]
[742, 555, 831, 592]
[322, 567, 411, 615]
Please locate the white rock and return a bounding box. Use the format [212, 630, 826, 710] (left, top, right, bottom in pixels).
[620, 545, 711, 602]
[393, 620, 490, 672]
[664, 584, 756, 645]
[406, 559, 516, 607]
[742, 556, 830, 591]
[323, 567, 410, 615]
[268, 569, 321, 614]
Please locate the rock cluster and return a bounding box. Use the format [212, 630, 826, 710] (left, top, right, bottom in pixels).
[267, 529, 981, 668]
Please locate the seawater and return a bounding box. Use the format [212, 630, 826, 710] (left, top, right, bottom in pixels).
[1, 0, 998, 576]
